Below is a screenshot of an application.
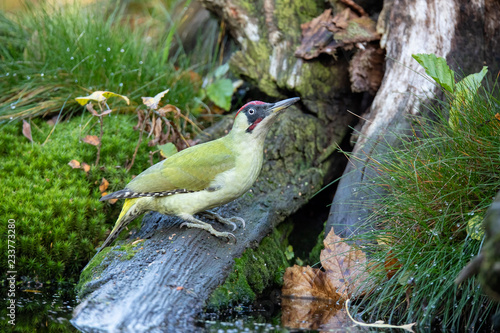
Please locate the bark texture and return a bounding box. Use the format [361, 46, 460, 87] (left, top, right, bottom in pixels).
[327, 0, 500, 237]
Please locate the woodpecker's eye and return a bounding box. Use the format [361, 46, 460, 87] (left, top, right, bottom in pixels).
[248, 109, 255, 115]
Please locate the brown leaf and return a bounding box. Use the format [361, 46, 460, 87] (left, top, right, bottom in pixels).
[281, 297, 348, 331]
[100, 109, 113, 116]
[109, 198, 118, 204]
[22, 119, 33, 142]
[282, 265, 342, 301]
[295, 9, 336, 60]
[321, 227, 370, 299]
[99, 178, 109, 193]
[295, 8, 380, 60]
[86, 103, 100, 116]
[82, 135, 100, 146]
[68, 159, 81, 169]
[46, 115, 60, 126]
[282, 228, 370, 302]
[157, 104, 180, 117]
[495, 113, 500, 121]
[81, 162, 91, 173]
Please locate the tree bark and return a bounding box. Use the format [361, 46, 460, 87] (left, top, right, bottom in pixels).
[327, 0, 500, 238]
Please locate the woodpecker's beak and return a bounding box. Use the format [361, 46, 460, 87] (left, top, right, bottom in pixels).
[267, 97, 300, 115]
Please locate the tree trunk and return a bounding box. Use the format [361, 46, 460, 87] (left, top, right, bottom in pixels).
[327, 0, 500, 237]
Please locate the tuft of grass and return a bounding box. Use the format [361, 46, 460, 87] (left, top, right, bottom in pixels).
[0, 0, 202, 121]
[348, 63, 500, 329]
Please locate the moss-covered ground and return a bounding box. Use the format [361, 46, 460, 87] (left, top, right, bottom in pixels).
[0, 113, 154, 283]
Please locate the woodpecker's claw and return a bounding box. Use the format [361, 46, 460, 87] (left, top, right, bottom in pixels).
[201, 211, 246, 230]
[179, 214, 238, 243]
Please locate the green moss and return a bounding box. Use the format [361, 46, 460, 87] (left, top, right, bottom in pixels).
[275, 0, 322, 40]
[207, 223, 293, 310]
[0, 114, 155, 283]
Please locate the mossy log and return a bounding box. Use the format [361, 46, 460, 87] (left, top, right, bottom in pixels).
[327, 0, 500, 238]
[72, 1, 361, 330]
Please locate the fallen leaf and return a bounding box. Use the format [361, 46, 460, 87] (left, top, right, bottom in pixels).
[46, 115, 60, 126]
[295, 8, 380, 60]
[282, 265, 342, 301]
[81, 162, 91, 173]
[99, 178, 109, 193]
[68, 159, 81, 169]
[142, 89, 170, 110]
[22, 119, 33, 142]
[281, 297, 347, 331]
[495, 113, 500, 121]
[176, 286, 184, 291]
[75, 90, 130, 106]
[321, 228, 370, 299]
[283, 228, 370, 302]
[82, 135, 100, 146]
[109, 198, 118, 204]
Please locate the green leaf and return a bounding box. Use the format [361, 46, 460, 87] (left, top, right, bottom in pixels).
[466, 215, 484, 241]
[158, 142, 178, 159]
[206, 79, 233, 111]
[412, 53, 455, 92]
[284, 245, 294, 261]
[449, 66, 488, 130]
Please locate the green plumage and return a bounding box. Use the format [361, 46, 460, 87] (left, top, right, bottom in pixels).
[126, 138, 235, 193]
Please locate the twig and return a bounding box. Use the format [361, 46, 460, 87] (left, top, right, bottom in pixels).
[95, 114, 103, 166]
[345, 299, 416, 332]
[127, 108, 151, 172]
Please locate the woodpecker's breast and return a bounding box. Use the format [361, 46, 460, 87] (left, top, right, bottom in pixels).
[152, 140, 265, 215]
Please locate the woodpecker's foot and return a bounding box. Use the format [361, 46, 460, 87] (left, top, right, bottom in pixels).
[201, 211, 246, 231]
[178, 214, 237, 243]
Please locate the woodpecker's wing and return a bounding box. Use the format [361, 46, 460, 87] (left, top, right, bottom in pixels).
[101, 139, 235, 200]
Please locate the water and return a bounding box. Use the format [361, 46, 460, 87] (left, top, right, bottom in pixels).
[0, 284, 77, 332]
[1, 285, 366, 332]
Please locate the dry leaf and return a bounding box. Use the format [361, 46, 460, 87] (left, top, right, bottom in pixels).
[46, 115, 60, 126]
[321, 228, 370, 299]
[82, 135, 100, 146]
[68, 159, 81, 169]
[157, 104, 181, 117]
[109, 198, 118, 204]
[281, 297, 348, 331]
[86, 103, 100, 116]
[176, 286, 184, 291]
[283, 228, 370, 302]
[495, 113, 500, 121]
[22, 119, 33, 142]
[99, 178, 109, 193]
[142, 89, 169, 110]
[81, 162, 91, 173]
[295, 8, 380, 60]
[282, 265, 341, 301]
[75, 90, 130, 105]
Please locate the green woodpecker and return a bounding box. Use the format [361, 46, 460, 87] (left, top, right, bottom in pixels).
[97, 97, 300, 252]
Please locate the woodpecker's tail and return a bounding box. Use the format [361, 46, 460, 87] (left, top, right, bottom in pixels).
[82, 198, 141, 271]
